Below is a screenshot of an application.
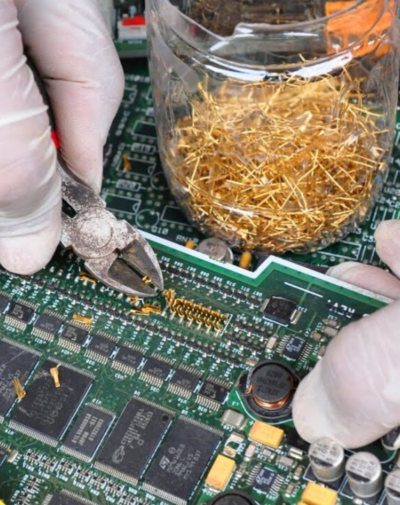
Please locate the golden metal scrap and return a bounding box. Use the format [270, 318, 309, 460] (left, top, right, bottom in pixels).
[165, 66, 387, 253]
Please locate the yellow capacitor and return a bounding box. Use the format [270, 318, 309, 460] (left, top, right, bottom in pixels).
[302, 482, 338, 505]
[185, 240, 197, 249]
[249, 421, 284, 449]
[239, 252, 252, 270]
[205, 455, 236, 491]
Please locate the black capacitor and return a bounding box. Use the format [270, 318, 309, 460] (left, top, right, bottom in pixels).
[208, 491, 257, 505]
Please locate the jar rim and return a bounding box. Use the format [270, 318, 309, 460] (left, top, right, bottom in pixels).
[163, 0, 389, 31]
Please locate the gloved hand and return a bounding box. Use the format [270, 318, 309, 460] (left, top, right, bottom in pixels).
[0, 0, 124, 275]
[293, 219, 400, 449]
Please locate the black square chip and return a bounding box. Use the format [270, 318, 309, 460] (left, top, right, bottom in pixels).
[11, 360, 93, 445]
[113, 346, 144, 372]
[283, 336, 306, 360]
[255, 468, 277, 492]
[144, 417, 222, 503]
[142, 357, 171, 380]
[198, 380, 229, 404]
[87, 335, 116, 359]
[170, 368, 200, 392]
[5, 302, 34, 329]
[96, 397, 173, 485]
[60, 325, 89, 346]
[261, 296, 298, 325]
[33, 313, 63, 340]
[63, 405, 114, 461]
[0, 340, 40, 418]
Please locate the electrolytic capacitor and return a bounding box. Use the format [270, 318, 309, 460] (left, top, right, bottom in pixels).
[345, 452, 383, 499]
[308, 437, 345, 483]
[385, 469, 400, 505]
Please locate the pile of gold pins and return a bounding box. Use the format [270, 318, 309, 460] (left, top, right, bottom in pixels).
[164, 68, 387, 253]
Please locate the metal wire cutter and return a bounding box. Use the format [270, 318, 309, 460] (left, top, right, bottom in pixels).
[60, 165, 164, 298]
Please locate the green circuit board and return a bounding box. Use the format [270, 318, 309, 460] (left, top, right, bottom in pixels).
[0, 60, 398, 505]
[103, 59, 400, 270]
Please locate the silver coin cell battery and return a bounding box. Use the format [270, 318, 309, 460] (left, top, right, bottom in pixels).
[197, 238, 234, 264]
[308, 437, 345, 482]
[385, 469, 400, 505]
[345, 452, 383, 498]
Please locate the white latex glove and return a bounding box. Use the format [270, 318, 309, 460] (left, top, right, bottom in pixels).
[293, 220, 400, 449]
[0, 0, 124, 274]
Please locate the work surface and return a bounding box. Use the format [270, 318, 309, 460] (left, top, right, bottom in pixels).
[0, 60, 397, 505]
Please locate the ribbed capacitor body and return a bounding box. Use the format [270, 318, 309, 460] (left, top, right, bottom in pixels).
[345, 452, 382, 498]
[386, 469, 400, 505]
[308, 437, 345, 483]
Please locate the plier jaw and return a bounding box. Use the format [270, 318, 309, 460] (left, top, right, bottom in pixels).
[60, 167, 164, 297]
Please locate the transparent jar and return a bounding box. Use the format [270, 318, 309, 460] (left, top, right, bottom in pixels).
[147, 0, 400, 253]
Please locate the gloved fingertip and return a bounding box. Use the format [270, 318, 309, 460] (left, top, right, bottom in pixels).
[0, 207, 61, 275]
[327, 261, 360, 279]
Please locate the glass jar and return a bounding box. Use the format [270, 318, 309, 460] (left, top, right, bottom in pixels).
[147, 0, 400, 253]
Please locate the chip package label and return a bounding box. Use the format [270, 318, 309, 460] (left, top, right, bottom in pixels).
[5, 302, 35, 329]
[59, 325, 89, 352]
[86, 335, 117, 363]
[144, 417, 222, 504]
[262, 296, 298, 325]
[33, 313, 63, 341]
[283, 336, 306, 360]
[10, 360, 93, 446]
[0, 339, 41, 420]
[62, 405, 114, 462]
[96, 396, 174, 485]
[112, 345, 144, 374]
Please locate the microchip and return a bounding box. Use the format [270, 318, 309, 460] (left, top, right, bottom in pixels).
[144, 417, 222, 504]
[0, 293, 9, 313]
[198, 380, 230, 408]
[33, 313, 63, 341]
[86, 335, 116, 362]
[261, 296, 298, 325]
[0, 340, 40, 419]
[112, 345, 144, 374]
[11, 360, 93, 446]
[59, 325, 89, 351]
[5, 302, 34, 330]
[142, 357, 171, 380]
[283, 336, 306, 360]
[96, 397, 173, 485]
[255, 468, 278, 492]
[170, 368, 200, 392]
[46, 492, 92, 505]
[62, 405, 114, 462]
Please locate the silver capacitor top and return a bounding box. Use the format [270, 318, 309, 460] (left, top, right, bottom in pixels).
[385, 469, 400, 505]
[197, 238, 234, 264]
[345, 452, 383, 499]
[308, 437, 345, 483]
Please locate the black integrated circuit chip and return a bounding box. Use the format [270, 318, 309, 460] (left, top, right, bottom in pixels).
[60, 325, 89, 346]
[11, 360, 93, 445]
[114, 346, 144, 371]
[33, 313, 63, 340]
[283, 336, 306, 360]
[63, 405, 114, 461]
[255, 468, 277, 492]
[96, 397, 173, 484]
[87, 335, 115, 359]
[5, 302, 34, 328]
[199, 380, 229, 404]
[0, 340, 40, 418]
[142, 357, 171, 380]
[0, 293, 9, 313]
[47, 492, 88, 505]
[262, 296, 297, 325]
[144, 417, 222, 503]
[170, 368, 200, 392]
